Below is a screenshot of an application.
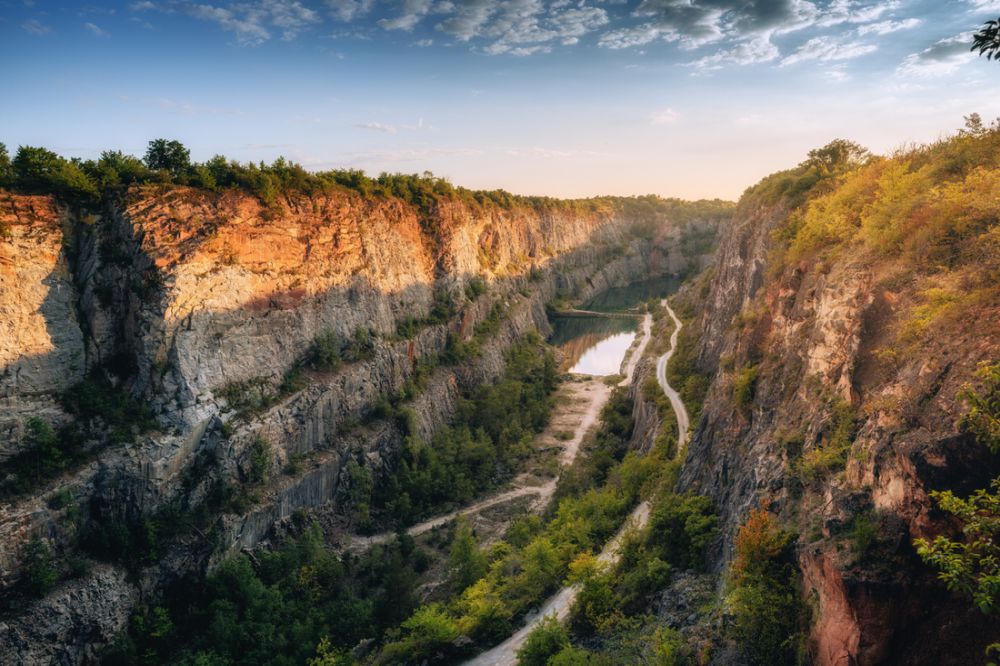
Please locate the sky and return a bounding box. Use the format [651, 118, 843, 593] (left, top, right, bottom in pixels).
[3, 0, 1000, 200]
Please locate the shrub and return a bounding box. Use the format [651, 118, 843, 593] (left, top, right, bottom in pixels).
[308, 330, 342, 371]
[960, 361, 1000, 453]
[795, 400, 857, 482]
[248, 437, 272, 485]
[726, 508, 806, 666]
[21, 537, 58, 597]
[517, 615, 571, 666]
[732, 364, 758, 408]
[465, 276, 487, 300]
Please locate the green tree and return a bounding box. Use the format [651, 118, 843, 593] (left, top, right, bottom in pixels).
[802, 139, 871, 178]
[517, 615, 570, 666]
[449, 519, 488, 591]
[960, 361, 1000, 453]
[21, 536, 58, 597]
[144, 139, 191, 180]
[0, 142, 11, 186]
[973, 18, 1000, 62]
[915, 478, 1000, 613]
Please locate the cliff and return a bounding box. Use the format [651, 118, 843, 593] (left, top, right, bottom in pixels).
[678, 135, 1000, 663]
[0, 185, 722, 662]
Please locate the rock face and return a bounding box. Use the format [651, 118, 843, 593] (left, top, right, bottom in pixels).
[678, 189, 1000, 664]
[0, 186, 722, 663]
[0, 194, 85, 460]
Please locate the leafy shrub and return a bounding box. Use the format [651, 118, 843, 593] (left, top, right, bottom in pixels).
[21, 537, 58, 597]
[517, 615, 571, 666]
[960, 361, 1000, 453]
[308, 330, 342, 371]
[725, 508, 806, 666]
[732, 364, 759, 408]
[465, 276, 487, 300]
[795, 400, 857, 482]
[248, 437, 272, 485]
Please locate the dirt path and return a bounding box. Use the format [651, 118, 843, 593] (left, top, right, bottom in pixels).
[656, 300, 689, 447]
[462, 301, 689, 666]
[343, 312, 651, 553]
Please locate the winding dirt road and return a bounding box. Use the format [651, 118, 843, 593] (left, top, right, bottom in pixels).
[462, 300, 690, 666]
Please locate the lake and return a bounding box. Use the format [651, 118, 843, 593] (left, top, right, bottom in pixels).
[548, 274, 682, 376]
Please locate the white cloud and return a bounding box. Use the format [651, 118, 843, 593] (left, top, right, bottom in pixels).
[650, 107, 679, 125]
[856, 18, 922, 36]
[780, 36, 877, 66]
[435, 0, 607, 55]
[898, 32, 977, 77]
[327, 0, 375, 22]
[179, 0, 320, 45]
[22, 18, 51, 35]
[356, 122, 398, 133]
[689, 35, 780, 69]
[967, 0, 1000, 12]
[84, 21, 111, 37]
[378, 0, 433, 31]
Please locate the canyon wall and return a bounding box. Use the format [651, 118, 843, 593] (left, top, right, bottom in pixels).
[0, 186, 719, 662]
[678, 186, 1000, 664]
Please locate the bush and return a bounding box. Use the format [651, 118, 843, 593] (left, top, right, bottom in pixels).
[960, 361, 1000, 453]
[517, 615, 571, 666]
[248, 437, 272, 485]
[725, 508, 806, 666]
[21, 537, 58, 597]
[732, 364, 758, 408]
[795, 400, 857, 482]
[308, 330, 342, 371]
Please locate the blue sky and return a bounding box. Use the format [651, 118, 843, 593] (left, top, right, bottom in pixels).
[3, 0, 1000, 199]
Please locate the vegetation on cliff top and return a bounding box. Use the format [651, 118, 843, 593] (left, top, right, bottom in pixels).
[0, 140, 732, 232]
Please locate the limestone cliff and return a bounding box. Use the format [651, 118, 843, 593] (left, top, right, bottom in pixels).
[0, 185, 721, 662]
[678, 181, 1000, 664]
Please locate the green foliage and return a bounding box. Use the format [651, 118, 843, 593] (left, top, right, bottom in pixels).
[449, 520, 489, 591]
[665, 316, 710, 423]
[0, 142, 11, 187]
[915, 476, 1000, 613]
[61, 373, 159, 442]
[373, 336, 557, 527]
[344, 327, 375, 363]
[144, 139, 191, 180]
[219, 376, 277, 417]
[21, 537, 58, 597]
[645, 494, 717, 571]
[973, 19, 1000, 61]
[465, 276, 487, 301]
[374, 386, 659, 662]
[725, 508, 806, 666]
[248, 437, 272, 485]
[308, 329, 343, 371]
[795, 399, 857, 482]
[960, 361, 1000, 453]
[11, 145, 100, 207]
[732, 364, 758, 408]
[111, 525, 429, 666]
[517, 615, 571, 666]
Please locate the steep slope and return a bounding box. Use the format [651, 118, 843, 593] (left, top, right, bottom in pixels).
[679, 132, 1000, 663]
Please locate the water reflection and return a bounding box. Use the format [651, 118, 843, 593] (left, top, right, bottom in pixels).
[583, 274, 682, 313]
[549, 317, 638, 375]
